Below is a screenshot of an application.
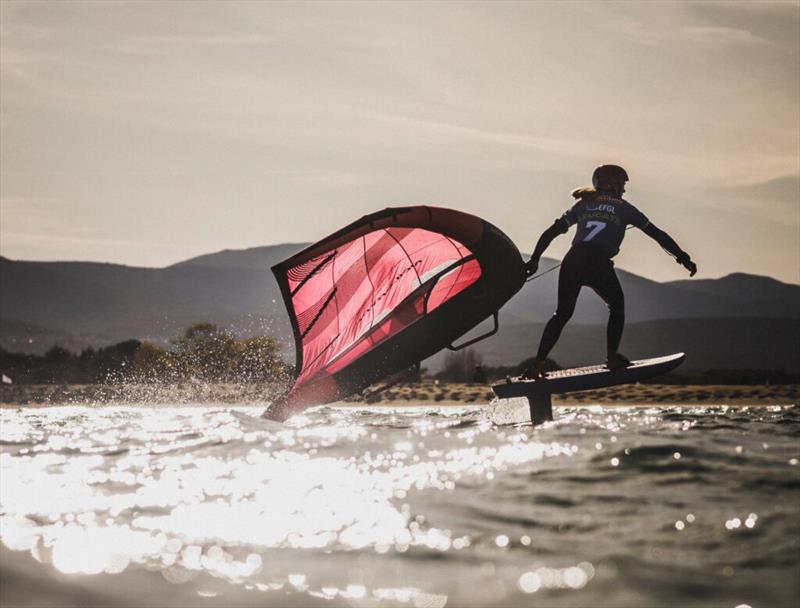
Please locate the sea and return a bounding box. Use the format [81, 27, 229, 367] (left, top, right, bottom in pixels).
[1, 402, 798, 608]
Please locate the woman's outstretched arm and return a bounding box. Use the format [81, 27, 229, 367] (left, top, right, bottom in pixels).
[527, 219, 568, 275]
[641, 223, 697, 276]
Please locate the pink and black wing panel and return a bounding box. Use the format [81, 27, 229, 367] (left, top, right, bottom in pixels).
[272, 206, 524, 408]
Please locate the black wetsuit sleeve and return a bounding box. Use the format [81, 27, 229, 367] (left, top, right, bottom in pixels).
[642, 222, 689, 262]
[531, 219, 569, 260]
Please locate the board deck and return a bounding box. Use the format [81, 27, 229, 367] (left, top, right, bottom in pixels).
[491, 353, 685, 400]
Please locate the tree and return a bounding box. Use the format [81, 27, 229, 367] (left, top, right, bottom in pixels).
[133, 342, 177, 382]
[440, 348, 482, 382]
[0, 323, 291, 386]
[95, 340, 142, 383]
[172, 323, 237, 381]
[516, 356, 560, 376]
[43, 345, 78, 383]
[233, 335, 286, 382]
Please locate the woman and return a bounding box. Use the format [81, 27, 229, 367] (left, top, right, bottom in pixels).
[524, 164, 697, 377]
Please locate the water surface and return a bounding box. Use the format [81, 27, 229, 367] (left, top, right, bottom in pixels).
[1, 402, 798, 607]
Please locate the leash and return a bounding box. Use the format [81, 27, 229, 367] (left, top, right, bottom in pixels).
[525, 263, 561, 283]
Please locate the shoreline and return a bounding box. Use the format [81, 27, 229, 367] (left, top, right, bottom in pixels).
[1, 382, 797, 408]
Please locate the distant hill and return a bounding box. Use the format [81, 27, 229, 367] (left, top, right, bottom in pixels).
[505, 263, 800, 324]
[665, 273, 800, 305]
[168, 244, 305, 272]
[2, 248, 799, 370]
[0, 248, 306, 352]
[0, 318, 92, 355]
[427, 317, 800, 373]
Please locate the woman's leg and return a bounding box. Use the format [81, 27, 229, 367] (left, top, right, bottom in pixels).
[587, 261, 625, 356]
[535, 256, 582, 360]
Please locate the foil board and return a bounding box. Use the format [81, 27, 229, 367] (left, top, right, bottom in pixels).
[491, 353, 685, 424]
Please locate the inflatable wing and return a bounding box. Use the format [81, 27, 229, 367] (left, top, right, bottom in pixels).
[267, 206, 524, 419]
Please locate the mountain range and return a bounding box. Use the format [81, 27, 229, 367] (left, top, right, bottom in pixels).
[1, 246, 799, 371]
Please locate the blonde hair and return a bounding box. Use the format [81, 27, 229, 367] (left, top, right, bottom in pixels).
[571, 187, 597, 199]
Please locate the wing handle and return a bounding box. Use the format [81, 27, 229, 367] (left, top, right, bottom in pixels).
[447, 312, 499, 351]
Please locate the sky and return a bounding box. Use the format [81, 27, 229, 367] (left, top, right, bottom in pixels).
[1, 1, 798, 283]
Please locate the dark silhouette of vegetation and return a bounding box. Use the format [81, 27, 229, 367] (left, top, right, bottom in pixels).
[514, 356, 562, 376]
[437, 348, 483, 382]
[2, 324, 798, 387]
[0, 340, 142, 384]
[0, 323, 289, 385]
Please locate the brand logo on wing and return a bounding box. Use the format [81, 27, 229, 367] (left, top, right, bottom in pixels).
[353, 259, 424, 328]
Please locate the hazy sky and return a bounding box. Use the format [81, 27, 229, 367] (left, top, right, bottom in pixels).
[1, 1, 798, 283]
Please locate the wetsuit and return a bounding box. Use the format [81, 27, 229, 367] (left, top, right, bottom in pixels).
[531, 189, 691, 360]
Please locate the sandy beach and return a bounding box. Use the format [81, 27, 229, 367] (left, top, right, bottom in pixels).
[1, 381, 797, 408]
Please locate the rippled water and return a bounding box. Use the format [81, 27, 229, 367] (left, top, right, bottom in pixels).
[1, 402, 799, 607]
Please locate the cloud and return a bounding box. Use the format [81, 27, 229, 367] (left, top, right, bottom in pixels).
[691, 0, 799, 18]
[367, 113, 586, 158]
[730, 173, 800, 201]
[0, 230, 202, 266]
[601, 15, 769, 48]
[679, 26, 771, 46]
[585, 1, 785, 50]
[0, 196, 71, 227]
[268, 169, 367, 189]
[715, 174, 800, 223]
[0, 195, 202, 266]
[129, 33, 277, 48]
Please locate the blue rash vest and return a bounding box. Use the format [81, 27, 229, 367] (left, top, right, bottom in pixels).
[559, 190, 650, 258]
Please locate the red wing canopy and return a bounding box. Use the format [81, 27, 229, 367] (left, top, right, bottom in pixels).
[271, 206, 524, 414]
[286, 227, 480, 386]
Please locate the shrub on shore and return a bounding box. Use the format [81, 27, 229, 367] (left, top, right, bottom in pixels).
[0, 323, 291, 385]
